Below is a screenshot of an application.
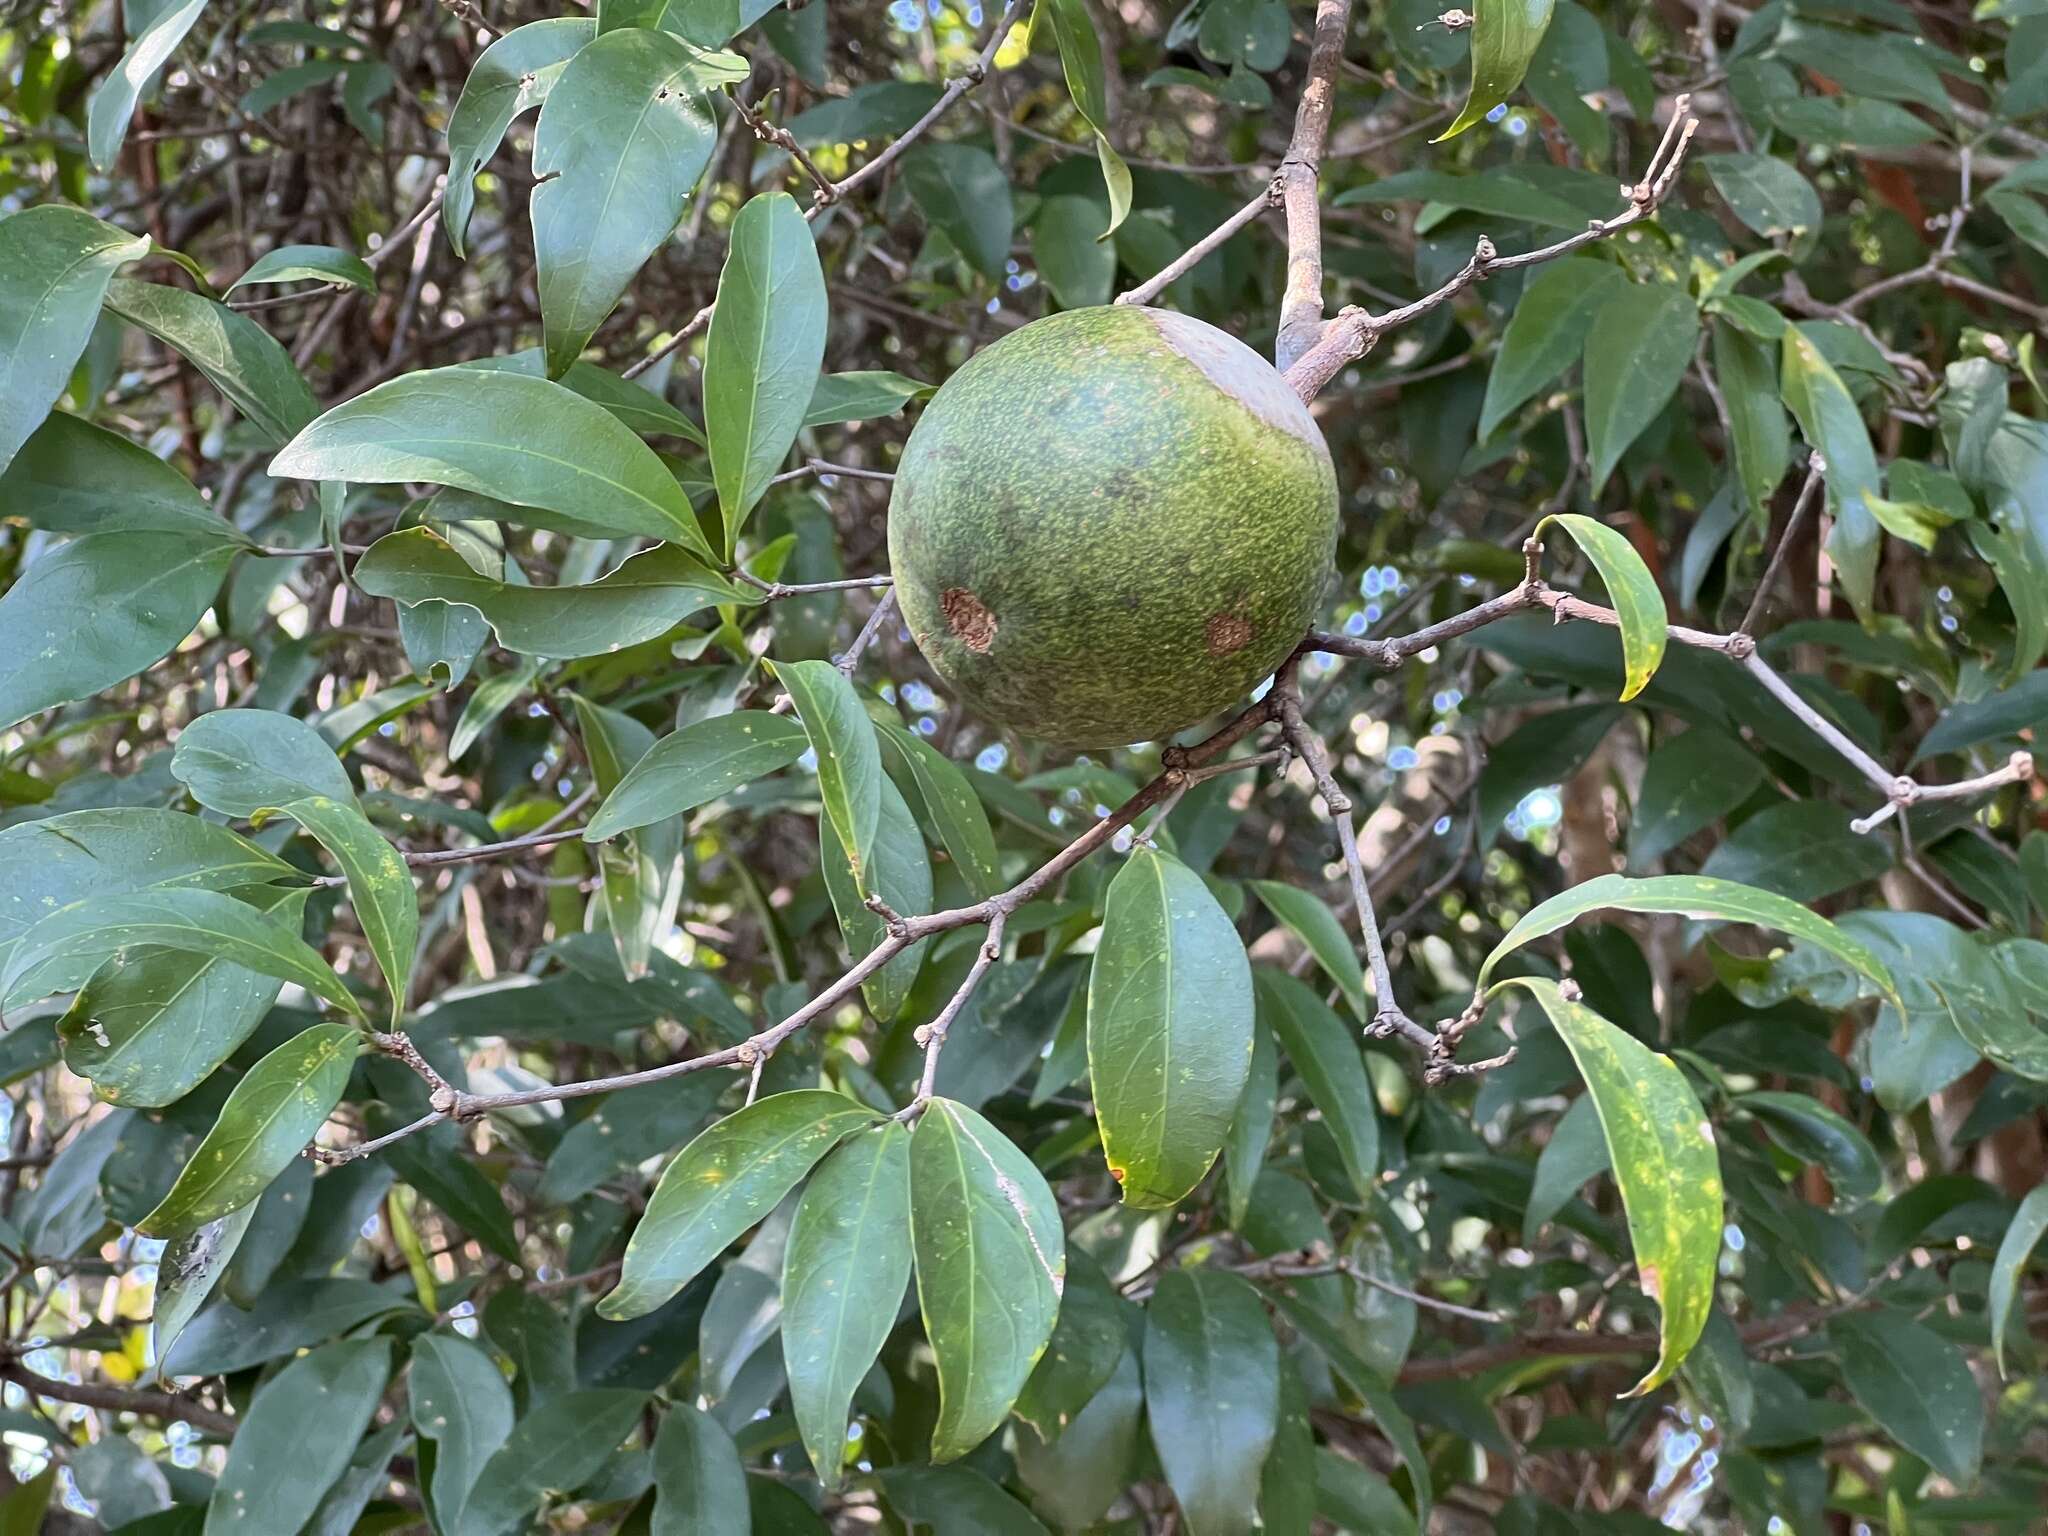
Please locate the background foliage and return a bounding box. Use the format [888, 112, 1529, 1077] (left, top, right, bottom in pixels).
[1, 0, 2047, 1531]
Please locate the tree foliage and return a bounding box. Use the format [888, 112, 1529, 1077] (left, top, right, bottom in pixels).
[0, 0, 2046, 1531]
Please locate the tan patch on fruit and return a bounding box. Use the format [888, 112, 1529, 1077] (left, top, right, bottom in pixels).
[1205, 613, 1252, 655]
[942, 588, 997, 652]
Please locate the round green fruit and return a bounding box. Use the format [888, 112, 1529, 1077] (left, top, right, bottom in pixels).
[886, 305, 1339, 747]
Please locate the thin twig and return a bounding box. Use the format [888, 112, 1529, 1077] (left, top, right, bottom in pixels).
[1117, 186, 1275, 308]
[1737, 454, 1825, 636]
[1274, 0, 1356, 370]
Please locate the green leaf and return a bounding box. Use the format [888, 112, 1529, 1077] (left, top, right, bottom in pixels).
[1249, 880, 1367, 1018]
[1334, 168, 1592, 231]
[86, 0, 210, 168]
[1828, 1312, 1984, 1485]
[1698, 800, 1892, 904]
[171, 707, 356, 816]
[1495, 978, 1720, 1395]
[533, 29, 721, 376]
[1144, 1268, 1280, 1536]
[1477, 258, 1624, 440]
[205, 1338, 390, 1533]
[1989, 1184, 2048, 1377]
[0, 411, 249, 540]
[227, 244, 376, 294]
[287, 796, 416, 1023]
[1479, 871, 1902, 1016]
[1089, 845, 1254, 1208]
[570, 692, 681, 978]
[103, 279, 319, 443]
[0, 807, 294, 973]
[271, 367, 717, 557]
[58, 886, 308, 1108]
[910, 1097, 1065, 1461]
[1032, 195, 1118, 310]
[139, 1022, 362, 1237]
[881, 1465, 1052, 1536]
[878, 722, 1003, 900]
[651, 1403, 750, 1535]
[0, 206, 151, 472]
[459, 353, 708, 444]
[1703, 153, 1823, 239]
[5, 889, 361, 1021]
[1438, 0, 1557, 140]
[1041, 0, 1131, 236]
[804, 370, 934, 428]
[772, 659, 882, 887]
[1013, 1254, 1126, 1442]
[1582, 283, 1700, 489]
[783, 1123, 912, 1487]
[0, 530, 236, 733]
[1525, 1091, 1607, 1234]
[1535, 513, 1668, 700]
[1781, 326, 1882, 615]
[1711, 320, 1792, 525]
[1254, 970, 1378, 1200]
[1628, 729, 1766, 870]
[1476, 703, 1619, 847]
[355, 529, 747, 658]
[600, 1090, 881, 1320]
[705, 192, 829, 553]
[586, 711, 809, 839]
[455, 1390, 648, 1536]
[1738, 1090, 1881, 1206]
[443, 19, 596, 258]
[149, 1205, 259, 1373]
[901, 143, 1015, 280]
[819, 777, 931, 1022]
[1015, 1346, 1144, 1530]
[1224, 1019, 1278, 1229]
[242, 58, 347, 117]
[409, 1332, 515, 1535]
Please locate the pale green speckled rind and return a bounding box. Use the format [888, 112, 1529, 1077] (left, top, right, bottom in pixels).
[886, 306, 1339, 746]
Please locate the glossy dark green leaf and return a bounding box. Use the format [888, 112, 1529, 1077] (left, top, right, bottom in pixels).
[1041, 0, 1131, 236]
[1499, 978, 1720, 1395]
[587, 711, 809, 839]
[287, 795, 416, 1021]
[1438, 0, 1556, 139]
[1525, 1092, 1607, 1234]
[1255, 970, 1378, 1199]
[58, 886, 306, 1108]
[878, 721, 1002, 900]
[410, 1331, 515, 1535]
[532, 29, 721, 376]
[651, 1403, 750, 1536]
[0, 531, 236, 733]
[1703, 153, 1823, 239]
[1014, 1345, 1144, 1531]
[880, 1464, 1052, 1536]
[139, 1022, 361, 1236]
[1698, 800, 1892, 904]
[103, 279, 319, 444]
[355, 528, 747, 656]
[148, 1204, 258, 1373]
[1829, 1312, 1983, 1485]
[1738, 1091, 1881, 1207]
[443, 19, 596, 257]
[910, 1097, 1065, 1462]
[1224, 1017, 1278, 1229]
[901, 143, 1014, 280]
[1989, 1183, 2048, 1377]
[86, 0, 209, 168]
[773, 658, 881, 886]
[571, 692, 681, 978]
[1477, 258, 1624, 440]
[460, 353, 708, 444]
[1484, 871, 1900, 1014]
[6, 889, 358, 1019]
[1144, 1268, 1280, 1536]
[600, 1090, 881, 1320]
[1536, 513, 1668, 700]
[271, 367, 716, 557]
[1476, 704, 1619, 847]
[170, 707, 356, 817]
[1089, 845, 1254, 1208]
[535, 1074, 724, 1207]
[820, 775, 931, 1023]
[1013, 1253, 1126, 1443]
[804, 370, 933, 428]
[704, 192, 828, 550]
[1033, 195, 1118, 310]
[783, 1122, 912, 1487]
[205, 1338, 390, 1533]
[1781, 325, 1882, 614]
[1583, 283, 1700, 489]
[0, 808, 294, 972]
[455, 1390, 648, 1536]
[1628, 729, 1765, 870]
[227, 245, 375, 295]
[0, 411, 248, 540]
[1249, 880, 1366, 1017]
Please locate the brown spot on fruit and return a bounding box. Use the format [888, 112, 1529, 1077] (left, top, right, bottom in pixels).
[1206, 613, 1252, 655]
[942, 588, 997, 653]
